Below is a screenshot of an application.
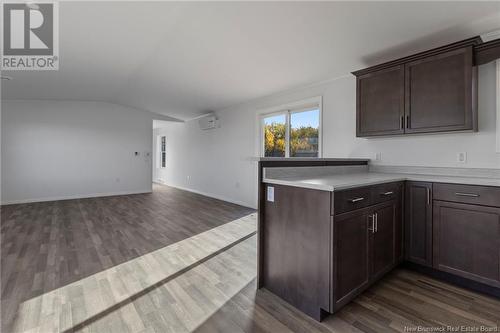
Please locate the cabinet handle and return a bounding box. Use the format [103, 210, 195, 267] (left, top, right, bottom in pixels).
[401, 116, 404, 129]
[374, 213, 378, 233]
[406, 115, 410, 129]
[368, 214, 375, 233]
[455, 192, 480, 198]
[427, 188, 431, 205]
[381, 191, 394, 196]
[349, 197, 365, 203]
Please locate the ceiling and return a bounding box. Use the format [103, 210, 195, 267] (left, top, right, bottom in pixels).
[2, 1, 500, 121]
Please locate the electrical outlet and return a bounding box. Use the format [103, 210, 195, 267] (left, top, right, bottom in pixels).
[267, 186, 274, 202]
[374, 152, 382, 161]
[457, 152, 467, 163]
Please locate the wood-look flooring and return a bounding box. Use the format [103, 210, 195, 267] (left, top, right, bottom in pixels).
[19, 233, 499, 333]
[196, 243, 500, 333]
[12, 213, 257, 333]
[1, 184, 254, 333]
[2, 184, 500, 332]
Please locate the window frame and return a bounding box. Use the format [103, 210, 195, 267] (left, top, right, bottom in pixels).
[261, 110, 288, 158]
[159, 135, 166, 168]
[496, 60, 500, 153]
[259, 96, 322, 158]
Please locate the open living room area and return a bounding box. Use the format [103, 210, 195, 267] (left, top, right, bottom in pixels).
[2, 1, 500, 333]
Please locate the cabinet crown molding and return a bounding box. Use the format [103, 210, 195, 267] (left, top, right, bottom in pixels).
[352, 36, 482, 77]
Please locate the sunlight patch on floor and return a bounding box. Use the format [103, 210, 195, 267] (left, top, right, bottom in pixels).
[13, 213, 257, 333]
[81, 235, 258, 333]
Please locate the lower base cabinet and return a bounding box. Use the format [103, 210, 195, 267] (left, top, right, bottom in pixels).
[260, 180, 500, 322]
[333, 201, 399, 310]
[433, 200, 500, 288]
[333, 208, 371, 308]
[405, 182, 433, 267]
[372, 203, 397, 279]
[262, 184, 332, 321]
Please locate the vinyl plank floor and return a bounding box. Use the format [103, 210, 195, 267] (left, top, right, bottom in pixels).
[1, 184, 254, 333]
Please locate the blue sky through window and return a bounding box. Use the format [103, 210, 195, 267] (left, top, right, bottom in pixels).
[291, 109, 319, 129]
[264, 109, 319, 128]
[264, 114, 285, 125]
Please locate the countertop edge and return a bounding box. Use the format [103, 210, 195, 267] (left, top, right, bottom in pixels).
[262, 174, 500, 192]
[262, 178, 335, 191]
[258, 157, 370, 162]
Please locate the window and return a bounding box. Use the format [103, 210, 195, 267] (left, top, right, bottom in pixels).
[261, 98, 321, 158]
[160, 136, 166, 168]
[497, 60, 500, 153]
[290, 108, 320, 157]
[263, 114, 287, 157]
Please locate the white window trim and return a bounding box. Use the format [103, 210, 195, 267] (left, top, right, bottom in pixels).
[496, 60, 500, 153]
[257, 96, 323, 158]
[158, 135, 166, 168]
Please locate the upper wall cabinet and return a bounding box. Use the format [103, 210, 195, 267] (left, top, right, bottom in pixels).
[356, 65, 404, 137]
[352, 37, 495, 138]
[404, 47, 476, 134]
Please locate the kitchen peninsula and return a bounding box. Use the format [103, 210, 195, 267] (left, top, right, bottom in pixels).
[257, 158, 500, 321]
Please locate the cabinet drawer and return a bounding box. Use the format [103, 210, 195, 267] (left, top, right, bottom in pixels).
[334, 187, 372, 215]
[371, 182, 401, 205]
[433, 183, 500, 207]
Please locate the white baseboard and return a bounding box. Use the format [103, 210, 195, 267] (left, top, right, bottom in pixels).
[1, 189, 153, 205]
[154, 181, 256, 209]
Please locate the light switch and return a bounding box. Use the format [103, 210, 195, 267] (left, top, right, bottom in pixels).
[267, 186, 275, 202]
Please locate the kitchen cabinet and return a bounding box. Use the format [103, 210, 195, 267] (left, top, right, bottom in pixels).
[433, 184, 500, 288]
[333, 199, 400, 310]
[259, 162, 500, 322]
[263, 181, 403, 319]
[405, 182, 433, 267]
[404, 47, 476, 133]
[371, 202, 397, 279]
[353, 37, 481, 137]
[262, 184, 332, 321]
[433, 183, 500, 207]
[356, 65, 405, 137]
[333, 186, 372, 214]
[333, 208, 370, 308]
[474, 38, 500, 65]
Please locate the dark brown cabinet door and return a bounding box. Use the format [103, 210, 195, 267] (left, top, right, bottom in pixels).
[333, 209, 370, 309]
[433, 201, 500, 288]
[404, 47, 477, 133]
[405, 182, 433, 267]
[371, 203, 396, 280]
[263, 184, 331, 320]
[356, 65, 405, 137]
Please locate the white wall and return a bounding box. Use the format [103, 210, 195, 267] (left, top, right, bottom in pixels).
[158, 62, 500, 209]
[1, 100, 158, 204]
[153, 114, 257, 208]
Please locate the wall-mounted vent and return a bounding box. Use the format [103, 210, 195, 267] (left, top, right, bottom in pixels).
[198, 114, 217, 130]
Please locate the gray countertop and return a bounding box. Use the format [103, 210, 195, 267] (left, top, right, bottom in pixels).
[263, 172, 500, 191]
[258, 157, 370, 162]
